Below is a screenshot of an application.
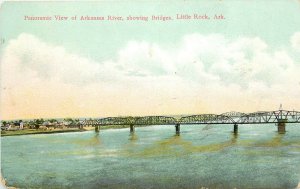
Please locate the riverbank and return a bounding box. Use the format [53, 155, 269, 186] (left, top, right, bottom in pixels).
[1, 128, 82, 137]
[0, 125, 143, 137]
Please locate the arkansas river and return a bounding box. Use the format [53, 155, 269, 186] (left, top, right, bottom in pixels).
[1, 124, 300, 189]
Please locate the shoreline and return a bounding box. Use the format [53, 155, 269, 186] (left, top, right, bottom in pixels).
[1, 128, 83, 137]
[0, 125, 140, 137]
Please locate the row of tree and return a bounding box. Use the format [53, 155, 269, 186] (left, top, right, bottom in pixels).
[1, 118, 81, 130]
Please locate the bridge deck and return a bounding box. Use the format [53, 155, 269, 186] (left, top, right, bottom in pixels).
[82, 110, 300, 126]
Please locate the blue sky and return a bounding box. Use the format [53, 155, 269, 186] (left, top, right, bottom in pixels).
[1, 1, 300, 119]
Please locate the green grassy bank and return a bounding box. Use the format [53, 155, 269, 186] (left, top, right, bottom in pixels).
[1, 125, 148, 137]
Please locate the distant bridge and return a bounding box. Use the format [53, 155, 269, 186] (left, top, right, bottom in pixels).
[82, 110, 300, 134]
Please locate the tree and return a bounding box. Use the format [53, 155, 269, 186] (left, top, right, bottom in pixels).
[64, 118, 74, 122]
[48, 119, 57, 123]
[63, 118, 74, 127]
[74, 119, 82, 129]
[33, 119, 44, 129]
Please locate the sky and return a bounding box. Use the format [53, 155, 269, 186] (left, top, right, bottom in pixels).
[1, 0, 300, 120]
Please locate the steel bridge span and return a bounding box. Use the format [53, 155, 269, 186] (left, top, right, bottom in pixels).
[82, 110, 300, 134]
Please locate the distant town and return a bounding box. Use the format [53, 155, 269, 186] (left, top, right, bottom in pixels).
[1, 118, 85, 132]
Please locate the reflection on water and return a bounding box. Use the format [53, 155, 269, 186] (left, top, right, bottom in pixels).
[231, 132, 238, 144]
[255, 132, 284, 147]
[1, 124, 300, 189]
[129, 132, 138, 141]
[202, 124, 213, 131]
[71, 132, 102, 146]
[128, 132, 240, 158]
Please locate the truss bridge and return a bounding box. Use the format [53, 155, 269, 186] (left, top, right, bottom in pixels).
[82, 110, 300, 134]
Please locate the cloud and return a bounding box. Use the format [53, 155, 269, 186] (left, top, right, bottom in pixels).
[1, 32, 300, 119]
[291, 32, 300, 51]
[1, 34, 123, 86]
[115, 33, 298, 88]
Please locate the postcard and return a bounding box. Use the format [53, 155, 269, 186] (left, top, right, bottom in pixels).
[1, 1, 300, 188]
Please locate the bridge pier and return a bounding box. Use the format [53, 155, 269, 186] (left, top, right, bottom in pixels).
[130, 124, 135, 133]
[277, 119, 287, 134]
[175, 123, 180, 134]
[233, 124, 238, 134]
[95, 125, 99, 133]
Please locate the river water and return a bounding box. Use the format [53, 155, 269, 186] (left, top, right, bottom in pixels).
[1, 124, 300, 189]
